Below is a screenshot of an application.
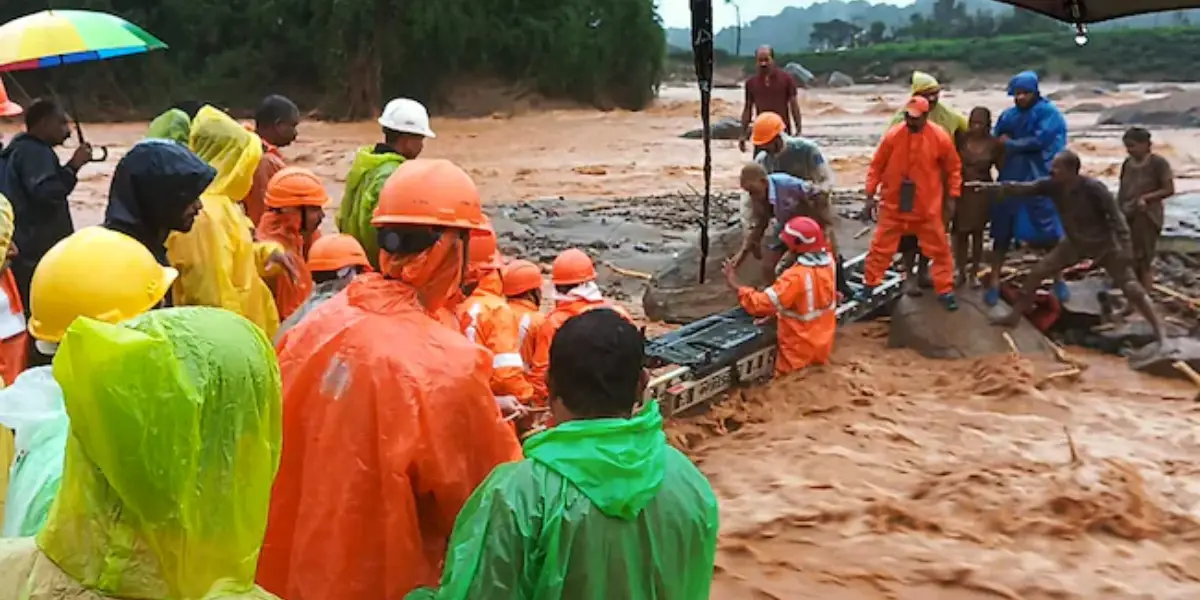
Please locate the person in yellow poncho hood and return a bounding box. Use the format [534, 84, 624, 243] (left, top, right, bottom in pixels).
[0, 306, 282, 600]
[886, 71, 969, 296]
[167, 106, 300, 338]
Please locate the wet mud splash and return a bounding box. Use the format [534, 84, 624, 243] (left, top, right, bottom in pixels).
[671, 324, 1200, 599]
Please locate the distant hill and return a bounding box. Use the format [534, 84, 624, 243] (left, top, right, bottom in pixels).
[665, 0, 1200, 54]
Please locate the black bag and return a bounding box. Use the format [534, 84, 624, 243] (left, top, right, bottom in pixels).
[899, 178, 916, 213]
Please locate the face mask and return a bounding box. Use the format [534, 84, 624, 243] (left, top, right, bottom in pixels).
[381, 233, 465, 314]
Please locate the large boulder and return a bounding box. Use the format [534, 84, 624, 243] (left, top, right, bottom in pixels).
[889, 290, 1048, 359]
[783, 62, 815, 87]
[828, 71, 855, 88]
[1128, 337, 1200, 379]
[1097, 92, 1200, 128]
[1047, 85, 1111, 101]
[1067, 101, 1106, 114]
[680, 116, 744, 140]
[642, 226, 771, 324]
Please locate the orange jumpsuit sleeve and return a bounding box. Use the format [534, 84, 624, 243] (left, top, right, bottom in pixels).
[867, 127, 897, 197]
[737, 269, 803, 318]
[478, 305, 536, 404]
[528, 317, 556, 404]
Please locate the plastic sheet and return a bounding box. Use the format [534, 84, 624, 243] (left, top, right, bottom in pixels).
[34, 307, 281, 599]
[0, 368, 67, 538]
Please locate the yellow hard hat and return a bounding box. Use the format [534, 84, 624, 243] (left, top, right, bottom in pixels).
[29, 227, 178, 343]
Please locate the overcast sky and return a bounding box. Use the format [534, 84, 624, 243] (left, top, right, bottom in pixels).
[656, 0, 913, 29]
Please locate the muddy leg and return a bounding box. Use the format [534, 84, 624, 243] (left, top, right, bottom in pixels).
[1117, 271, 1167, 345]
[901, 250, 920, 296]
[969, 231, 984, 288]
[993, 243, 1071, 327]
[953, 231, 968, 288]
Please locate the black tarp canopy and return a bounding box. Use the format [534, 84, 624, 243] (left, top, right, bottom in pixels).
[973, 0, 1200, 24]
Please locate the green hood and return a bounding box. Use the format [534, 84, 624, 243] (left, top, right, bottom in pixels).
[524, 402, 666, 520]
[336, 146, 404, 269]
[147, 109, 192, 145]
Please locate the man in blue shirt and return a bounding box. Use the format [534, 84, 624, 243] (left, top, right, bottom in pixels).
[731, 162, 850, 297]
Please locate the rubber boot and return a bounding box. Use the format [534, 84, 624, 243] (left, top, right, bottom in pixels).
[1054, 280, 1071, 302]
[938, 292, 959, 312]
[984, 286, 1000, 307]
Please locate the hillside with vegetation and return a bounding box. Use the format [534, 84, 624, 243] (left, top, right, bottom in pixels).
[746, 26, 1200, 84]
[665, 0, 1200, 55]
[0, 0, 666, 119]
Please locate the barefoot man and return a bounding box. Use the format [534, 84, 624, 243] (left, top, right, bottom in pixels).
[967, 150, 1166, 349]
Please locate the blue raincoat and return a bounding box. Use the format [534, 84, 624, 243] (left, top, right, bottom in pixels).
[992, 71, 1066, 247]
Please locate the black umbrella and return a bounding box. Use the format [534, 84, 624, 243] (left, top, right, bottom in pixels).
[992, 0, 1200, 24]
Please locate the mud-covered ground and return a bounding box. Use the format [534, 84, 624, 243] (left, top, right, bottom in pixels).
[20, 80, 1200, 598]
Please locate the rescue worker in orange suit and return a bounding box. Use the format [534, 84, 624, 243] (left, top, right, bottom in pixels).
[457, 221, 535, 417]
[861, 96, 962, 311]
[256, 166, 329, 321]
[502, 259, 545, 381]
[257, 158, 523, 600]
[723, 216, 837, 376]
[528, 248, 631, 403]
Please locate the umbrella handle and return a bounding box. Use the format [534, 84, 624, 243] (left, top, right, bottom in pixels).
[90, 146, 109, 162]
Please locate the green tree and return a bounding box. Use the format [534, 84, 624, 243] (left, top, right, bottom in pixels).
[809, 19, 863, 50]
[0, 0, 665, 118]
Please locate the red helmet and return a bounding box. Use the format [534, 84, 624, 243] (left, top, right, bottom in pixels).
[779, 216, 826, 253]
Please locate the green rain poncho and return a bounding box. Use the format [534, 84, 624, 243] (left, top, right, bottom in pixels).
[335, 146, 404, 269]
[407, 402, 719, 600]
[0, 307, 283, 600]
[147, 109, 193, 145]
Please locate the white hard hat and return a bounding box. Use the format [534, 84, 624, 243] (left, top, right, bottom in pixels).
[378, 98, 436, 139]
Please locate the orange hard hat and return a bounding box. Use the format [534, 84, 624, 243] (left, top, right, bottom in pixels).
[750, 112, 785, 146]
[372, 158, 488, 231]
[0, 80, 22, 118]
[265, 167, 330, 209]
[502, 259, 543, 296]
[469, 220, 501, 268]
[307, 233, 371, 272]
[551, 248, 596, 286]
[779, 216, 827, 254]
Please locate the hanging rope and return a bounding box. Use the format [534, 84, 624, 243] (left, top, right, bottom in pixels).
[690, 0, 714, 283]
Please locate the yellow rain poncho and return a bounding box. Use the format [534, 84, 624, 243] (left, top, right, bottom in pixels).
[168, 106, 283, 337]
[0, 307, 282, 600]
[889, 71, 969, 138]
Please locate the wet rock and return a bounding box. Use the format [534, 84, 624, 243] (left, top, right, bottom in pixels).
[1128, 337, 1200, 379]
[1047, 85, 1111, 101]
[1146, 84, 1185, 95]
[828, 71, 855, 88]
[643, 227, 771, 324]
[783, 62, 815, 87]
[1067, 102, 1107, 114]
[888, 290, 1048, 359]
[1096, 93, 1200, 128]
[1159, 192, 1200, 254]
[680, 116, 744, 140]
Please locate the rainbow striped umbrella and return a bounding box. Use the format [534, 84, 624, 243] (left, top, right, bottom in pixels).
[0, 10, 167, 72]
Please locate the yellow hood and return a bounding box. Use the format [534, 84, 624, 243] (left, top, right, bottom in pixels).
[189, 106, 263, 202]
[911, 70, 940, 94]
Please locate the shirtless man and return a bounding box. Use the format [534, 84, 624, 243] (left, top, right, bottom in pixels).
[967, 150, 1166, 348]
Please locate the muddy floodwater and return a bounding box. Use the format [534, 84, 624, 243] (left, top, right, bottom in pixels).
[25, 81, 1200, 597]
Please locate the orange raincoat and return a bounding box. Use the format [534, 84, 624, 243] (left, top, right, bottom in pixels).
[738, 254, 837, 376]
[0, 271, 26, 385]
[528, 291, 632, 404]
[245, 136, 286, 227]
[457, 271, 535, 405]
[509, 297, 544, 382]
[259, 247, 523, 600]
[865, 122, 962, 295]
[256, 211, 317, 321]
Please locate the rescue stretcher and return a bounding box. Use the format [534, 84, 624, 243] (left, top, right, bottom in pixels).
[642, 252, 906, 417]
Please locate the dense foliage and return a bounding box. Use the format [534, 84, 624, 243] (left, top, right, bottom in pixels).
[0, 0, 666, 119]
